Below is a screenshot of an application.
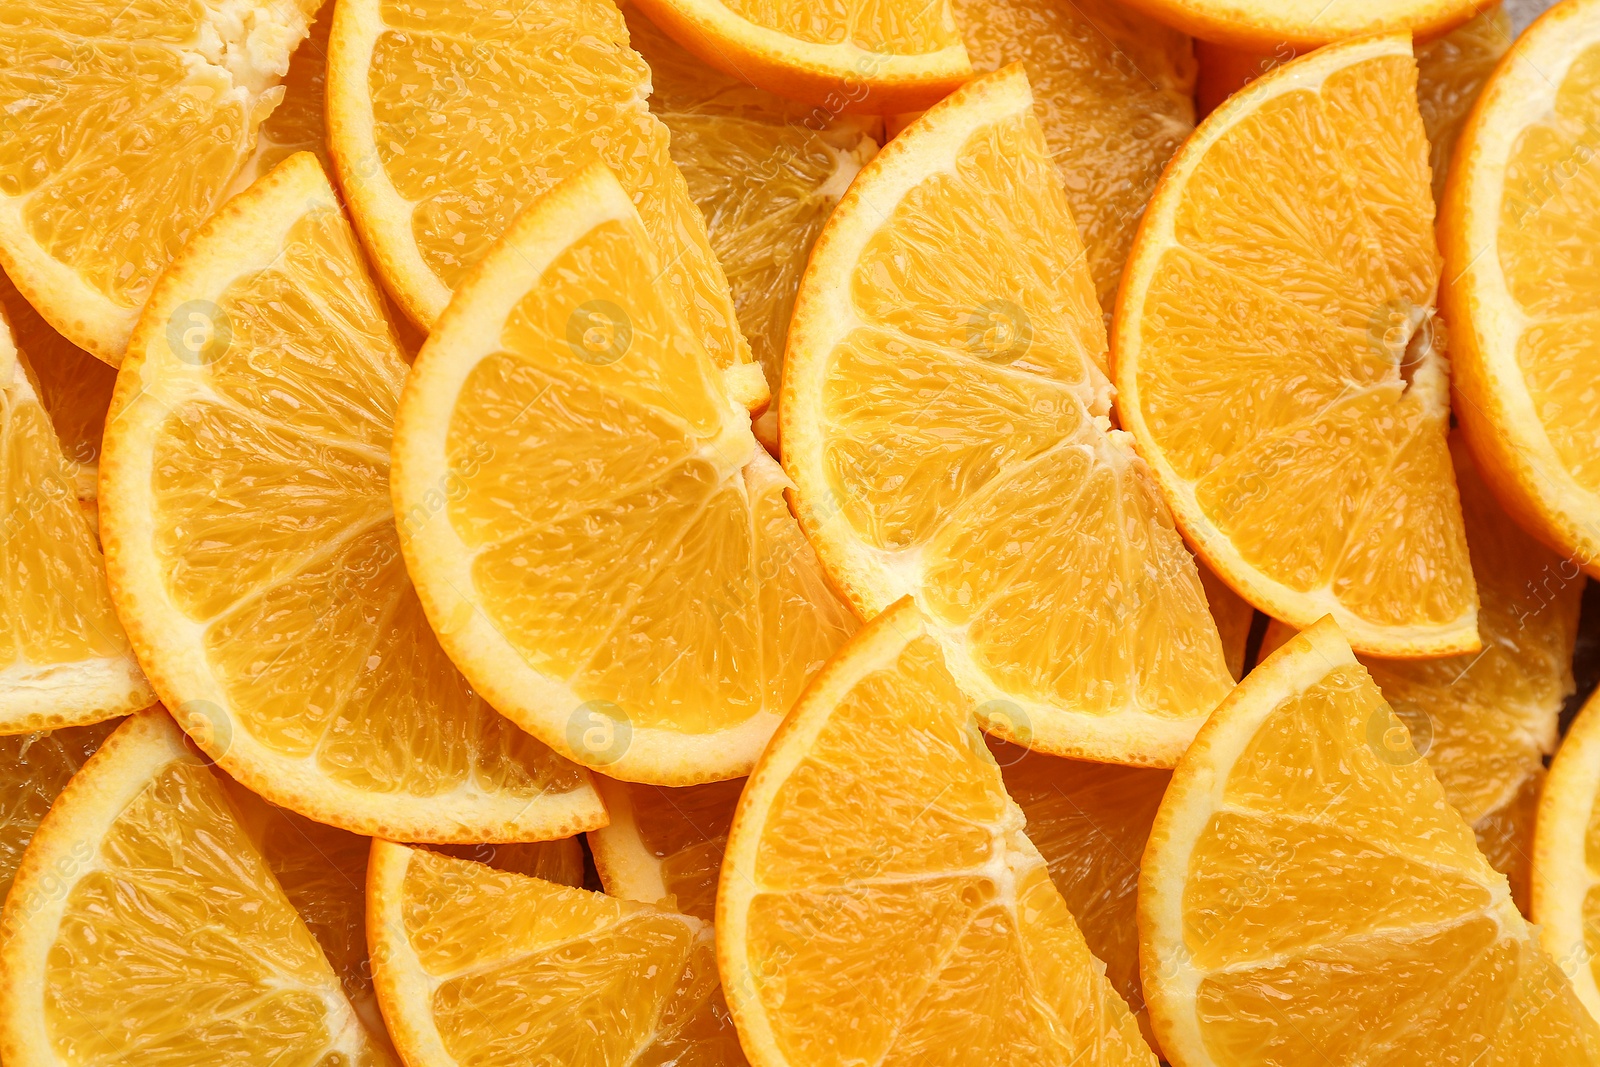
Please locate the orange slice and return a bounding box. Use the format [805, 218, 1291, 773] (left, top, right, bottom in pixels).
[1259, 436, 1582, 912]
[233, 3, 333, 192]
[1139, 615, 1600, 1066]
[1114, 34, 1479, 658]
[1533, 688, 1600, 1023]
[589, 776, 744, 922]
[782, 64, 1233, 766]
[390, 161, 856, 785]
[952, 0, 1197, 318]
[626, 0, 971, 113]
[0, 719, 119, 905]
[367, 840, 745, 1064]
[995, 740, 1171, 1047]
[0, 710, 395, 1066]
[0, 311, 152, 733]
[718, 597, 1156, 1065]
[1114, 0, 1490, 50]
[1416, 5, 1513, 200]
[1441, 0, 1600, 578]
[326, 0, 749, 379]
[99, 152, 602, 841]
[0, 0, 320, 361]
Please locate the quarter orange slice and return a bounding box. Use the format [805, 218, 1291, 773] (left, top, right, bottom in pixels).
[1139, 616, 1600, 1066]
[1441, 0, 1600, 578]
[326, 0, 749, 379]
[391, 161, 856, 785]
[1114, 34, 1479, 658]
[626, 0, 971, 113]
[0, 710, 395, 1067]
[782, 64, 1233, 766]
[718, 597, 1156, 1066]
[99, 152, 602, 841]
[0, 0, 320, 361]
[367, 840, 745, 1065]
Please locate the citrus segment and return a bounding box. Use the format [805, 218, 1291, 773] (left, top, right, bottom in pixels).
[326, 0, 749, 378]
[1260, 438, 1581, 912]
[1534, 689, 1600, 1023]
[0, 718, 118, 905]
[718, 598, 1155, 1065]
[1441, 0, 1600, 578]
[782, 64, 1233, 766]
[0, 0, 319, 361]
[392, 161, 856, 785]
[0, 312, 152, 733]
[0, 709, 394, 1067]
[99, 152, 601, 840]
[1113, 0, 1490, 50]
[1114, 34, 1478, 658]
[952, 0, 1196, 318]
[590, 775, 744, 922]
[629, 5, 879, 428]
[1416, 5, 1513, 200]
[995, 740, 1171, 1047]
[368, 839, 745, 1066]
[626, 0, 970, 114]
[1139, 616, 1600, 1067]
[234, 4, 333, 192]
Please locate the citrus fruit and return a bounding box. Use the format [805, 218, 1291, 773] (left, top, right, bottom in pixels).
[1441, 0, 1600, 578]
[0, 312, 152, 733]
[0, 0, 320, 361]
[781, 64, 1234, 767]
[0, 709, 395, 1067]
[1259, 437, 1582, 912]
[367, 839, 746, 1064]
[1417, 5, 1514, 200]
[1139, 615, 1600, 1067]
[390, 160, 856, 785]
[952, 0, 1197, 318]
[326, 0, 750, 377]
[1197, 562, 1253, 680]
[718, 597, 1155, 1064]
[1114, 0, 1490, 50]
[0, 269, 115, 504]
[1114, 34, 1479, 659]
[589, 775, 744, 921]
[626, 0, 971, 114]
[0, 718, 118, 905]
[994, 739, 1171, 1047]
[1533, 688, 1600, 1022]
[98, 151, 602, 841]
[628, 4, 880, 438]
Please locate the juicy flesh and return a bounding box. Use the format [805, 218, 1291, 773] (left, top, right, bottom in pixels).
[1585, 778, 1600, 996]
[1500, 42, 1600, 496]
[1416, 7, 1510, 201]
[0, 719, 117, 902]
[47, 757, 379, 1066]
[821, 105, 1231, 721]
[625, 777, 744, 922]
[394, 847, 744, 1065]
[365, 0, 743, 365]
[246, 5, 331, 181]
[952, 0, 1195, 318]
[0, 366, 130, 672]
[630, 8, 877, 395]
[996, 741, 1170, 1041]
[1135, 53, 1474, 631]
[148, 205, 583, 802]
[0, 0, 310, 311]
[716, 0, 961, 53]
[1182, 663, 1600, 1064]
[446, 215, 855, 736]
[742, 634, 1152, 1064]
